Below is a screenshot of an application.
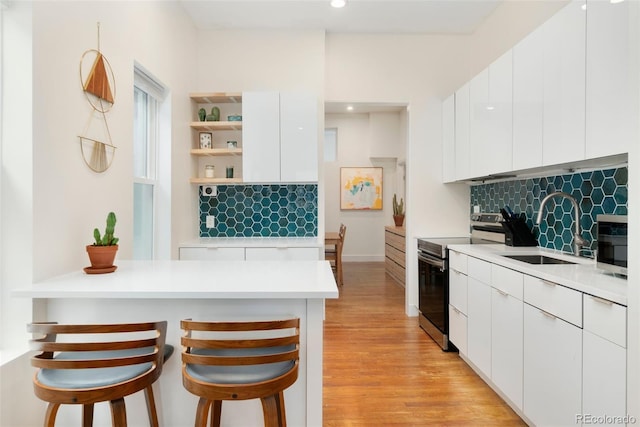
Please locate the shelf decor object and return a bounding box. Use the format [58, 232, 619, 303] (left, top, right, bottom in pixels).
[340, 167, 383, 210]
[78, 22, 117, 173]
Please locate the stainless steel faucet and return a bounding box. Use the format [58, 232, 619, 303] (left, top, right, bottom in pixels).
[535, 191, 589, 255]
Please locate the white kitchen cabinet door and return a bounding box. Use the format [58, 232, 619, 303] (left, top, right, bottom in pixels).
[245, 247, 319, 261]
[442, 94, 456, 183]
[454, 82, 471, 181]
[583, 330, 627, 419]
[523, 303, 582, 427]
[280, 92, 318, 182]
[469, 68, 490, 178]
[491, 288, 523, 410]
[467, 277, 491, 378]
[449, 268, 467, 314]
[586, 0, 633, 158]
[179, 247, 246, 261]
[242, 91, 280, 182]
[449, 304, 468, 356]
[512, 26, 544, 171]
[542, 0, 586, 166]
[486, 49, 513, 175]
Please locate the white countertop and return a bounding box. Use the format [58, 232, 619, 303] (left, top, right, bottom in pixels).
[180, 237, 322, 248]
[448, 244, 628, 306]
[12, 260, 339, 299]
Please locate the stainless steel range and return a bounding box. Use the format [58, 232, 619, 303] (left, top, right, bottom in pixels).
[417, 213, 505, 351]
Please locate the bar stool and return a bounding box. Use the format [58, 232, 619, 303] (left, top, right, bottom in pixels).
[325, 223, 347, 285]
[28, 321, 168, 427]
[180, 318, 300, 427]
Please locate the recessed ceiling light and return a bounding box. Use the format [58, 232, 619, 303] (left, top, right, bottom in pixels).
[346, 105, 354, 111]
[331, 0, 346, 8]
[610, 0, 624, 4]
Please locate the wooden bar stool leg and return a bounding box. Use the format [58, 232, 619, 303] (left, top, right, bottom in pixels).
[194, 397, 211, 427]
[144, 385, 159, 427]
[275, 391, 287, 427]
[44, 403, 60, 427]
[82, 404, 94, 427]
[109, 398, 127, 427]
[261, 394, 286, 427]
[210, 400, 222, 427]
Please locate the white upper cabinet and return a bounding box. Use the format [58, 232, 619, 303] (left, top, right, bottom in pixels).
[280, 92, 318, 182]
[586, 0, 633, 158]
[542, 0, 586, 166]
[469, 50, 513, 178]
[243, 91, 318, 183]
[442, 94, 456, 183]
[242, 91, 281, 182]
[454, 83, 471, 181]
[512, 26, 544, 171]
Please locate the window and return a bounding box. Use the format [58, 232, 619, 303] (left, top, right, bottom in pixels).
[133, 65, 169, 260]
[324, 128, 337, 162]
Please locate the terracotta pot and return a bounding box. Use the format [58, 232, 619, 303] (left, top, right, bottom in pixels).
[86, 244, 118, 269]
[393, 215, 405, 227]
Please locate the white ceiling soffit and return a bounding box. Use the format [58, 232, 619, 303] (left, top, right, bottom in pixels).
[179, 0, 503, 34]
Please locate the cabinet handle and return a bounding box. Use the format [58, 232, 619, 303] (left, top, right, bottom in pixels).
[452, 306, 461, 315]
[589, 295, 613, 306]
[452, 269, 462, 275]
[541, 279, 557, 287]
[496, 289, 509, 297]
[540, 310, 557, 320]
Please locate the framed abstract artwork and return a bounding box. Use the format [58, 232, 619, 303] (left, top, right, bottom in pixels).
[340, 167, 383, 210]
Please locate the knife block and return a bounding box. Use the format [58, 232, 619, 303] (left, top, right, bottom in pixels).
[501, 218, 538, 247]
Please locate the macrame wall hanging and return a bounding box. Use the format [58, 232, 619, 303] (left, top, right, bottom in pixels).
[78, 23, 116, 173]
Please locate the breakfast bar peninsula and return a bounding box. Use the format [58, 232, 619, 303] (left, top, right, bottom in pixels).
[14, 260, 339, 427]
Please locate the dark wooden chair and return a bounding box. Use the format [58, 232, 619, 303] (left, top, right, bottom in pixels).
[28, 321, 168, 427]
[325, 223, 347, 285]
[180, 318, 300, 427]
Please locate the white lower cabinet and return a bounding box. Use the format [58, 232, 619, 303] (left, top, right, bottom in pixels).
[582, 330, 626, 419]
[179, 247, 245, 261]
[179, 246, 320, 261]
[467, 277, 492, 378]
[523, 302, 582, 427]
[449, 304, 468, 356]
[491, 264, 524, 410]
[244, 247, 319, 261]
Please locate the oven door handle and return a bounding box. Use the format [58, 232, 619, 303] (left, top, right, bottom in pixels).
[418, 252, 445, 271]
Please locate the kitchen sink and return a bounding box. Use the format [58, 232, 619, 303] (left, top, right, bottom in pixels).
[502, 254, 576, 265]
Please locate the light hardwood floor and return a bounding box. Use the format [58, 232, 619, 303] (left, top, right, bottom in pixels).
[323, 262, 526, 426]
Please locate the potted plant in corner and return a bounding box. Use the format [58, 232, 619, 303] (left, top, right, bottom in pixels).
[85, 211, 119, 274]
[393, 194, 405, 227]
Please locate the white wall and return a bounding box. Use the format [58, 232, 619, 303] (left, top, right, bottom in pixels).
[325, 111, 405, 261]
[1, 2, 198, 425]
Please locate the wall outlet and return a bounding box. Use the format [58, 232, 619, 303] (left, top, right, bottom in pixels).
[206, 215, 215, 228]
[473, 205, 481, 214]
[202, 185, 217, 196]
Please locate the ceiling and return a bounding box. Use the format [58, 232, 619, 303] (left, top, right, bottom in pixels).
[179, 0, 502, 35]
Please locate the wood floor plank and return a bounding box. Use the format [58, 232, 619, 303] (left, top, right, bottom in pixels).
[323, 262, 526, 426]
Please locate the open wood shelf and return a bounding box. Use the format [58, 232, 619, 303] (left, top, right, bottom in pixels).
[189, 92, 242, 104]
[190, 121, 242, 131]
[190, 148, 243, 157]
[190, 177, 243, 185]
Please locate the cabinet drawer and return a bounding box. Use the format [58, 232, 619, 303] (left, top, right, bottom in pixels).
[523, 275, 582, 327]
[385, 231, 405, 251]
[385, 244, 405, 267]
[449, 268, 468, 313]
[449, 304, 468, 356]
[179, 247, 245, 261]
[491, 264, 524, 300]
[584, 294, 626, 347]
[468, 256, 491, 284]
[449, 251, 468, 274]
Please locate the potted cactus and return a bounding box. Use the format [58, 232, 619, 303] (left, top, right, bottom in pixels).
[392, 194, 405, 227]
[85, 212, 119, 273]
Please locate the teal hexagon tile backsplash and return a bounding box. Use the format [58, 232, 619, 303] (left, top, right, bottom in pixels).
[200, 184, 318, 237]
[470, 167, 627, 255]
